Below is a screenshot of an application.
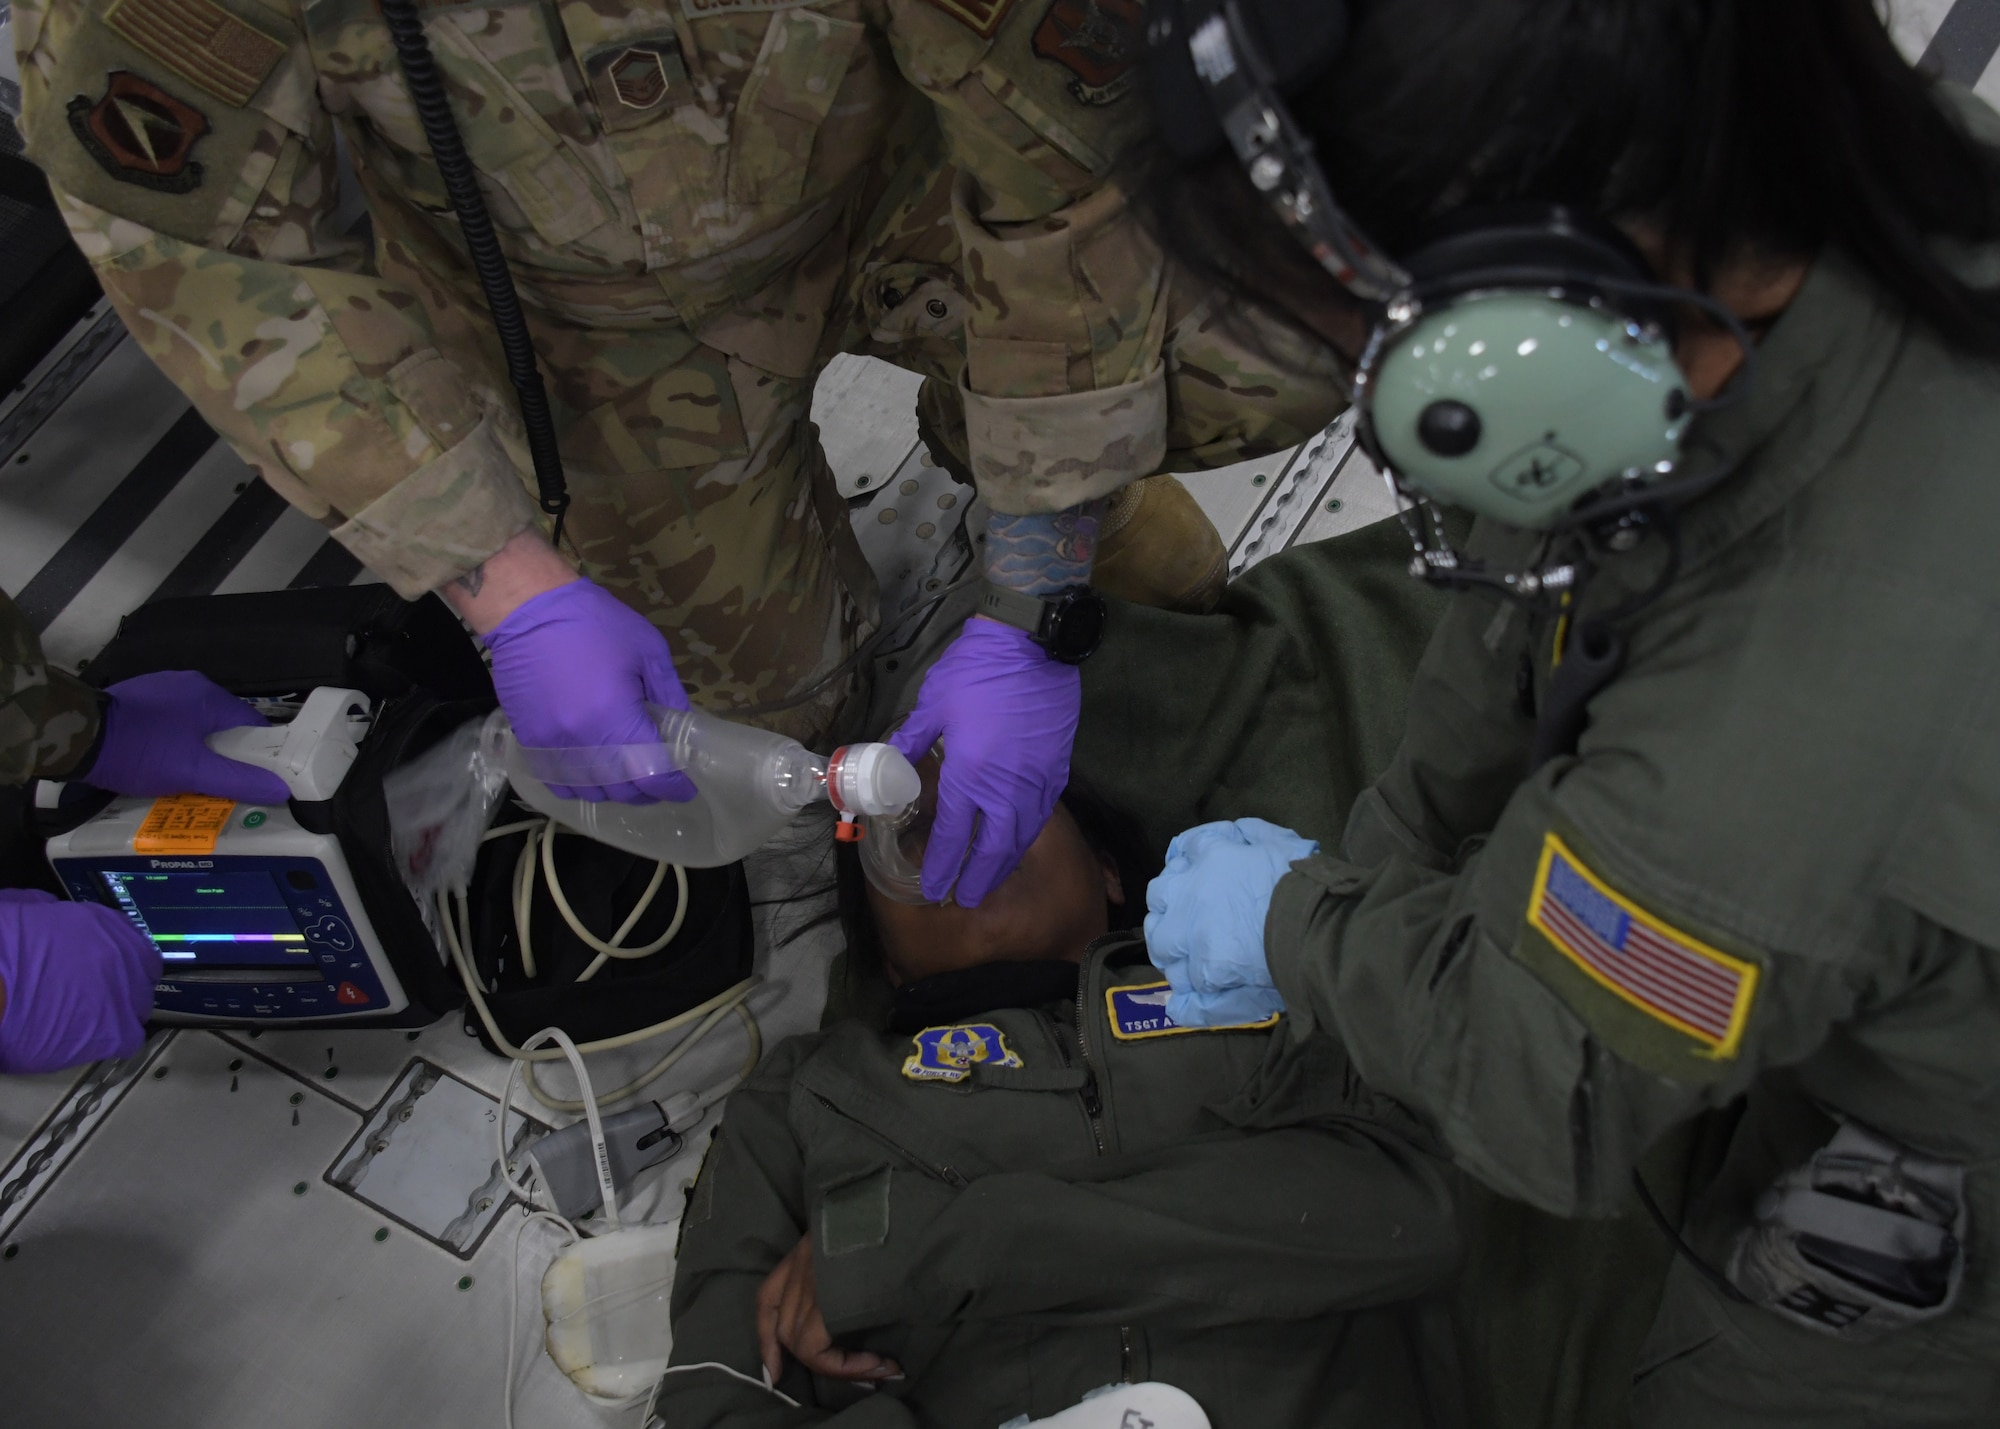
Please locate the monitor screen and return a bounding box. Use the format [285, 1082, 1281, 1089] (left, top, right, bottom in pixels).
[100, 871, 319, 970]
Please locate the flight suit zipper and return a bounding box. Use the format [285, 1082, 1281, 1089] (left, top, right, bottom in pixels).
[1072, 955, 1132, 1383]
[1074, 974, 1107, 1155]
[808, 1092, 971, 1188]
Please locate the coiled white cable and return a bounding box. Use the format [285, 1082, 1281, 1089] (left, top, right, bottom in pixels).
[440, 814, 758, 1114]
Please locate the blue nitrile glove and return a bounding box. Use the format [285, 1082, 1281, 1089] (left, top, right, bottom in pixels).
[0, 889, 161, 1074]
[888, 617, 1080, 906]
[83, 671, 291, 804]
[1145, 818, 1320, 1027]
[482, 577, 698, 805]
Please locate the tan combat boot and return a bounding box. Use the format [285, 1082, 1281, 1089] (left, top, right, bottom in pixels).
[1091, 474, 1229, 614]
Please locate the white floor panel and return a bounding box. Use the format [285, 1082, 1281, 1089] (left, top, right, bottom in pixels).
[0, 1066, 87, 1168]
[0, 1030, 634, 1429]
[811, 353, 924, 498]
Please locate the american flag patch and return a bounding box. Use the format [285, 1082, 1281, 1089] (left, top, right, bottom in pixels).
[1528, 834, 1758, 1056]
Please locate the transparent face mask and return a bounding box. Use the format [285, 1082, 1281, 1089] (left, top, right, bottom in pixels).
[859, 736, 938, 905]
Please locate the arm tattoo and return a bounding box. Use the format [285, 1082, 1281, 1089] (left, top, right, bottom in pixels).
[983, 501, 1104, 597]
[452, 563, 487, 598]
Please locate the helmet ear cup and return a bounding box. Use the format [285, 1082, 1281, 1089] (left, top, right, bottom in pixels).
[1358, 205, 1693, 530]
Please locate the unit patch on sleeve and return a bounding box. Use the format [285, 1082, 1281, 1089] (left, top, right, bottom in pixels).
[1526, 833, 1758, 1057]
[918, 0, 1018, 40]
[67, 73, 210, 193]
[1107, 982, 1280, 1040]
[1031, 0, 1141, 106]
[104, 0, 287, 109]
[902, 1024, 1024, 1083]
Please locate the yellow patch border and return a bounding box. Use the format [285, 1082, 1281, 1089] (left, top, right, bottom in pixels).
[1105, 981, 1281, 1041]
[1528, 833, 1759, 1058]
[900, 1023, 1023, 1084]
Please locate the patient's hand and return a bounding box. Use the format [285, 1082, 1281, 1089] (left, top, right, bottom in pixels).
[756, 1234, 903, 1385]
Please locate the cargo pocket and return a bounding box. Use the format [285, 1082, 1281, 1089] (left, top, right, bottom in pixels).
[819, 1166, 893, 1257]
[405, 12, 616, 248]
[1727, 1121, 1967, 1341]
[728, 9, 864, 208]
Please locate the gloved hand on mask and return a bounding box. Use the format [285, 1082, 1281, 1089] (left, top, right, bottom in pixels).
[1144, 818, 1320, 1027]
[888, 617, 1081, 907]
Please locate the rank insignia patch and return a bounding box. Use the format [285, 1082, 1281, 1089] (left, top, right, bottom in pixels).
[1032, 0, 1142, 106]
[918, 0, 1017, 41]
[585, 40, 689, 131]
[1527, 833, 1758, 1056]
[902, 1024, 1023, 1084]
[68, 73, 209, 193]
[104, 0, 286, 109]
[1107, 981, 1280, 1040]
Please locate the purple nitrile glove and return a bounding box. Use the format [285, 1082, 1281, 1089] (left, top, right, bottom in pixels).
[0, 889, 161, 1075]
[889, 617, 1080, 906]
[482, 577, 697, 805]
[84, 670, 291, 804]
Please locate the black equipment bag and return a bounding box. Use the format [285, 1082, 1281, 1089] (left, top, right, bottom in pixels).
[458, 827, 754, 1054]
[83, 585, 493, 701]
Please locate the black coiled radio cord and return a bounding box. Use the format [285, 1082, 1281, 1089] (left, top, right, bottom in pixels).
[378, 0, 571, 545]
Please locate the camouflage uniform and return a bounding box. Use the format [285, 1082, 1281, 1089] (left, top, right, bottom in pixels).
[0, 589, 101, 786]
[12, 0, 1343, 741]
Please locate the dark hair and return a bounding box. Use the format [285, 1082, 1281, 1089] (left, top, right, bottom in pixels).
[834, 780, 1159, 981]
[1147, 0, 2000, 354]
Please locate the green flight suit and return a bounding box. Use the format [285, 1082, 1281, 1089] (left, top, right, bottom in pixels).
[660, 934, 1465, 1428]
[1249, 245, 2000, 1426]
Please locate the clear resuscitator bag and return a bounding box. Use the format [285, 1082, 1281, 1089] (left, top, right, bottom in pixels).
[493, 704, 919, 867]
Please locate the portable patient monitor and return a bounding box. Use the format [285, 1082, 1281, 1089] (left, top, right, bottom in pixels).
[44, 688, 410, 1023]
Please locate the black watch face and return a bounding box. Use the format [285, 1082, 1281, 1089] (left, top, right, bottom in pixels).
[1045, 591, 1107, 664]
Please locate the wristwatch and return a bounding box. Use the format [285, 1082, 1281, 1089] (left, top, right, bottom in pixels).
[975, 582, 1108, 665]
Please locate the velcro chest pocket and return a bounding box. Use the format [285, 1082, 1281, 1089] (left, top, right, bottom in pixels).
[728, 8, 864, 208]
[416, 9, 617, 247]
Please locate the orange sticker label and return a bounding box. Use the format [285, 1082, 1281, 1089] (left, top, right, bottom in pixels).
[133, 794, 236, 854]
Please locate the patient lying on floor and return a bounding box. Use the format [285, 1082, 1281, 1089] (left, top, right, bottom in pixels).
[654, 758, 1463, 1429]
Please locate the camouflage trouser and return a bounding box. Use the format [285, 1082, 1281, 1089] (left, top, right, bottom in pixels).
[559, 351, 878, 751]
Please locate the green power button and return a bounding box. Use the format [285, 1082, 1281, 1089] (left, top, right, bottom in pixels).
[242, 810, 267, 828]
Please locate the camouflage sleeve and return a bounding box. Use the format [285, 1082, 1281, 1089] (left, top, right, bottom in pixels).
[874, 0, 1158, 512]
[878, 0, 1343, 512]
[0, 591, 101, 786]
[13, 0, 539, 597]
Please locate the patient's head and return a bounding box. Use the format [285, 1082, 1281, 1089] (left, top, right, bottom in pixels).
[836, 752, 1153, 987]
